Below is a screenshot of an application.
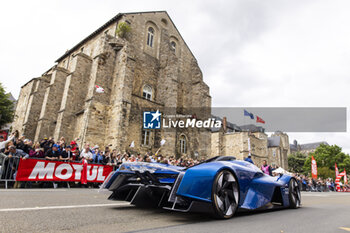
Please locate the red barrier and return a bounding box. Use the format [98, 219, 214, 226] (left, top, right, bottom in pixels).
[16, 159, 113, 183]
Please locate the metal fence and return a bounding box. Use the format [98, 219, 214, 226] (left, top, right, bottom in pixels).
[0, 155, 20, 189]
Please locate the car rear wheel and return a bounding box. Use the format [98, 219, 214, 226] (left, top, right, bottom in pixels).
[289, 178, 301, 208]
[212, 170, 239, 219]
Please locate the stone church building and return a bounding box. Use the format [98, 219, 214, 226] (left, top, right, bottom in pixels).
[12, 11, 212, 158]
[211, 119, 290, 168]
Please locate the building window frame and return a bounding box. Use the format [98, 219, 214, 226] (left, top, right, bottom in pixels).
[170, 41, 176, 52]
[179, 135, 187, 154]
[142, 130, 151, 146]
[147, 27, 154, 47]
[142, 84, 153, 100]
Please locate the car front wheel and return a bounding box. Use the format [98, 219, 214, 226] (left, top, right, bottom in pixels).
[211, 170, 239, 219]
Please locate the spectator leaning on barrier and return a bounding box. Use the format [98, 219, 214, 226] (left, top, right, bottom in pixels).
[45, 144, 61, 160]
[28, 143, 45, 158]
[70, 141, 80, 161]
[80, 144, 93, 162]
[60, 145, 73, 161]
[0, 141, 13, 164]
[6, 145, 28, 188]
[23, 139, 33, 154]
[8, 145, 28, 158]
[7, 145, 28, 176]
[103, 151, 112, 165]
[92, 146, 103, 164]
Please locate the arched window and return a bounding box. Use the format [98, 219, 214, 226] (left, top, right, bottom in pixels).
[147, 27, 154, 47]
[142, 85, 152, 100]
[179, 135, 187, 154]
[170, 41, 176, 52]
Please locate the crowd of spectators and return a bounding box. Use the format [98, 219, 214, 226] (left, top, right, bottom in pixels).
[292, 173, 350, 192]
[0, 131, 203, 180]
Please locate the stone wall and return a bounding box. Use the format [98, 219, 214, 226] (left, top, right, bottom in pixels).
[211, 130, 290, 169]
[12, 11, 212, 158]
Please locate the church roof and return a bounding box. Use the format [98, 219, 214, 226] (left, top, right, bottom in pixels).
[7, 92, 16, 102]
[55, 12, 124, 62]
[239, 124, 265, 133]
[55, 11, 193, 63]
[210, 115, 241, 132]
[289, 141, 329, 151]
[299, 141, 329, 150]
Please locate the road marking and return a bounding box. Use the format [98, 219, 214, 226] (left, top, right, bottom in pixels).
[339, 227, 350, 232]
[0, 203, 130, 212]
[0, 189, 68, 192]
[302, 194, 331, 197]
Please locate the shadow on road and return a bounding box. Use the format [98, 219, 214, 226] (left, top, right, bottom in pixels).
[109, 203, 306, 224]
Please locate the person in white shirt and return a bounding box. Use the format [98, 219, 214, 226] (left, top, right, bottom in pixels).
[0, 133, 14, 150]
[80, 144, 93, 162]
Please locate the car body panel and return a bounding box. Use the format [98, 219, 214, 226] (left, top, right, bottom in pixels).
[101, 157, 296, 215]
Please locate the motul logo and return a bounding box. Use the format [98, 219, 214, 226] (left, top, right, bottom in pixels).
[28, 162, 106, 181]
[16, 159, 113, 183]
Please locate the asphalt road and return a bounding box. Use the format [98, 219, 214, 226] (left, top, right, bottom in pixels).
[0, 189, 349, 233]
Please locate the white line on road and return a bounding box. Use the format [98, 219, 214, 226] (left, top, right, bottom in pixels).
[0, 203, 130, 212]
[0, 189, 68, 192]
[302, 192, 350, 197]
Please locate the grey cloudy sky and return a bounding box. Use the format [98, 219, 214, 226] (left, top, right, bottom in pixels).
[1, 0, 349, 152]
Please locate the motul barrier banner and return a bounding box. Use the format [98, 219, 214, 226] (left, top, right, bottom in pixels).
[16, 159, 113, 183]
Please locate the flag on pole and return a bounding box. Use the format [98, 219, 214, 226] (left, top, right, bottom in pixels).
[129, 141, 135, 148]
[160, 139, 166, 146]
[311, 155, 318, 179]
[344, 169, 348, 184]
[247, 138, 251, 156]
[244, 109, 254, 119]
[335, 163, 339, 177]
[335, 171, 346, 192]
[95, 85, 105, 93]
[256, 116, 265, 124]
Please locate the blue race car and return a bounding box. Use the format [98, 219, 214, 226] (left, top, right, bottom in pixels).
[100, 156, 301, 219]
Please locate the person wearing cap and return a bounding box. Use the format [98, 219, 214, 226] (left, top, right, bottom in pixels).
[40, 137, 54, 153]
[244, 155, 254, 164]
[45, 144, 61, 160]
[60, 145, 73, 161]
[70, 141, 80, 161]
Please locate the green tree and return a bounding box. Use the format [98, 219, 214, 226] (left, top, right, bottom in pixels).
[0, 82, 14, 129]
[116, 22, 131, 38]
[288, 152, 307, 173]
[303, 144, 350, 179]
